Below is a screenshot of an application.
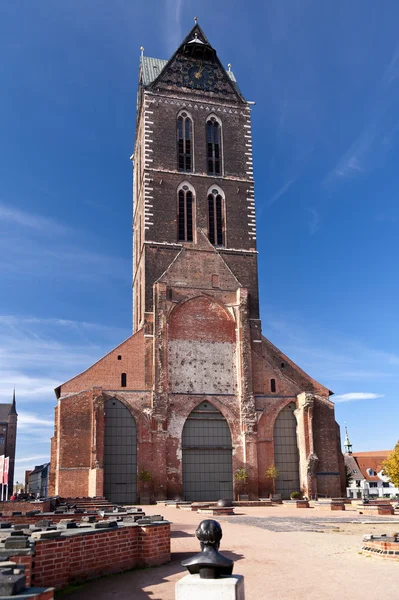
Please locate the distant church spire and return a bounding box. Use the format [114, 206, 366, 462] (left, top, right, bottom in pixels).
[344, 424, 352, 454]
[10, 388, 17, 416]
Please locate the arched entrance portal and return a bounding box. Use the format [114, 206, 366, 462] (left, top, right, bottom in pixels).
[182, 402, 233, 501]
[274, 402, 300, 499]
[104, 398, 137, 504]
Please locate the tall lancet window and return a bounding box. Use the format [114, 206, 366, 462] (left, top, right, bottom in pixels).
[206, 116, 222, 175]
[208, 187, 225, 246]
[177, 111, 193, 172]
[178, 184, 194, 242]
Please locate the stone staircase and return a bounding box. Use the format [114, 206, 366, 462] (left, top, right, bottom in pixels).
[58, 496, 114, 512]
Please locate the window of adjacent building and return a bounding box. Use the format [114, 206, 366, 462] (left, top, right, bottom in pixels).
[208, 188, 225, 246]
[121, 373, 127, 387]
[369, 482, 378, 488]
[206, 116, 222, 175]
[382, 481, 390, 488]
[177, 112, 193, 172]
[178, 184, 194, 242]
[271, 378, 276, 393]
[356, 480, 361, 487]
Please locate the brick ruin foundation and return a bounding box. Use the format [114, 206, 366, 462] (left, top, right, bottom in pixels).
[362, 534, 399, 559]
[0, 507, 170, 591]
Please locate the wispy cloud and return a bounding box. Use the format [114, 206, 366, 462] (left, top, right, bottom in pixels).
[164, 0, 184, 53]
[0, 202, 68, 235]
[0, 314, 128, 403]
[15, 455, 49, 464]
[18, 412, 54, 428]
[306, 207, 320, 235]
[262, 307, 399, 389]
[267, 179, 294, 207]
[325, 45, 399, 183]
[334, 392, 384, 403]
[0, 314, 128, 480]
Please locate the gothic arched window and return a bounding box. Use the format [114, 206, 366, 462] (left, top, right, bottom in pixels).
[206, 115, 222, 175]
[178, 183, 194, 242]
[208, 187, 225, 246]
[177, 111, 193, 172]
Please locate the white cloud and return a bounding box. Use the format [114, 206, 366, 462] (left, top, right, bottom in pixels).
[0, 202, 68, 235]
[18, 412, 54, 429]
[267, 179, 294, 207]
[15, 455, 49, 464]
[306, 206, 320, 235]
[333, 392, 385, 403]
[164, 0, 184, 53]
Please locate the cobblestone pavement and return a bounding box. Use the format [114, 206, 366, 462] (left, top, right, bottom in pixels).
[219, 514, 399, 532]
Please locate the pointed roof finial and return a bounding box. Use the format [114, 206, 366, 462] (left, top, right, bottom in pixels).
[10, 387, 17, 416]
[228, 63, 232, 72]
[194, 16, 198, 24]
[140, 46, 145, 57]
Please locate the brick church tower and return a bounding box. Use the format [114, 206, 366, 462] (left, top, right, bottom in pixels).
[49, 22, 345, 501]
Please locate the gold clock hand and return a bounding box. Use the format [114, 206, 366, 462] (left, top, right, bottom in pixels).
[195, 63, 204, 79]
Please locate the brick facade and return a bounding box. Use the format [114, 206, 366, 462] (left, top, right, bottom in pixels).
[50, 23, 344, 501]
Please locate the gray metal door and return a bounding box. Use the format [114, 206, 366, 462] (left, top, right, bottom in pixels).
[104, 398, 137, 504]
[182, 402, 233, 501]
[274, 402, 300, 499]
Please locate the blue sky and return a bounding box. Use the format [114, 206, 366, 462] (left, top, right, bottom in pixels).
[1, 1, 398, 483]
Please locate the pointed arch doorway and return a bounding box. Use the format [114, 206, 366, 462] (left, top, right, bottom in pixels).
[274, 402, 300, 499]
[182, 402, 233, 501]
[103, 398, 137, 504]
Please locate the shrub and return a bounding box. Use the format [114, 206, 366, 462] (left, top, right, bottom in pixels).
[290, 491, 301, 499]
[138, 469, 153, 482]
[234, 468, 249, 484]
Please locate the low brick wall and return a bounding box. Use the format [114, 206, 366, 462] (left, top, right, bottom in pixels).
[0, 513, 101, 526]
[357, 505, 394, 516]
[316, 502, 345, 511]
[11, 554, 34, 587]
[0, 501, 51, 514]
[234, 501, 275, 507]
[362, 537, 399, 559]
[6, 522, 170, 590]
[296, 501, 310, 508]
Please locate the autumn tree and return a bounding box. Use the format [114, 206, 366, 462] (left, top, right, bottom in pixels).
[381, 440, 399, 488]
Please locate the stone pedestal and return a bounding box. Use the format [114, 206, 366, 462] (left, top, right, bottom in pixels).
[176, 574, 245, 600]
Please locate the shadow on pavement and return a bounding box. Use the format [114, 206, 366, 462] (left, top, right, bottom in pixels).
[171, 529, 193, 538]
[57, 549, 246, 599]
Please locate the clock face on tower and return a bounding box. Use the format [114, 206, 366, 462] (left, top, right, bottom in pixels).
[181, 61, 217, 90]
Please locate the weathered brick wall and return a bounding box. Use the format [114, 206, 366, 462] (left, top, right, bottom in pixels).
[252, 337, 329, 396]
[11, 554, 33, 587]
[313, 398, 342, 497]
[60, 330, 148, 395]
[138, 522, 171, 566]
[9, 523, 170, 590]
[0, 513, 101, 525]
[0, 501, 51, 513]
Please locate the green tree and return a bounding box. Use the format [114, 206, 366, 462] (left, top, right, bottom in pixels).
[382, 441, 399, 488]
[344, 464, 353, 488]
[265, 464, 280, 494]
[234, 468, 249, 498]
